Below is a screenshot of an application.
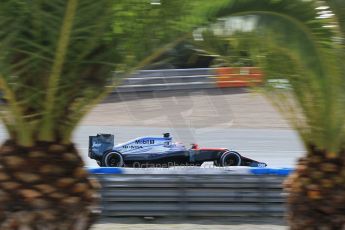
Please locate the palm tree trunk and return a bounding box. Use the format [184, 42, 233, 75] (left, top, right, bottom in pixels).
[285, 145, 345, 230]
[0, 140, 100, 230]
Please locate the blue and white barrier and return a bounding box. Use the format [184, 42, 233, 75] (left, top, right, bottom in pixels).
[87, 166, 294, 175]
[250, 167, 294, 176]
[87, 167, 123, 174]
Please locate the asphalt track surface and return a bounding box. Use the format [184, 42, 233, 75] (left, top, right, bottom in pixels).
[75, 125, 304, 168]
[80, 89, 305, 168]
[0, 89, 306, 168]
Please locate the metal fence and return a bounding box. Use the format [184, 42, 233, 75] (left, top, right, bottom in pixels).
[115, 67, 263, 93]
[94, 173, 287, 218]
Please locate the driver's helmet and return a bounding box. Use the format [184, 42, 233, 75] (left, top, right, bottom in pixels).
[172, 142, 186, 150]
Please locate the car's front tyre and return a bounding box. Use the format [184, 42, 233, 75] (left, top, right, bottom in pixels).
[102, 151, 124, 167]
[220, 151, 242, 166]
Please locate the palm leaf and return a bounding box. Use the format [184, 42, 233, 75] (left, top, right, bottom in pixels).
[0, 0, 115, 145]
[192, 0, 345, 152]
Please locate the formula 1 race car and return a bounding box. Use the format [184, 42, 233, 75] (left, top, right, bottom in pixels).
[88, 133, 267, 168]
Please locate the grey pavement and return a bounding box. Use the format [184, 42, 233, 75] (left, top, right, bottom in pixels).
[75, 125, 304, 168]
[77, 89, 305, 168]
[82, 89, 291, 129]
[92, 217, 288, 230]
[93, 223, 287, 230]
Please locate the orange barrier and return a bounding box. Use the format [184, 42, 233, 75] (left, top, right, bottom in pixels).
[215, 67, 263, 88]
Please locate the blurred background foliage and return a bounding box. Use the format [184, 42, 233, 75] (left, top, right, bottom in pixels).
[112, 0, 194, 70]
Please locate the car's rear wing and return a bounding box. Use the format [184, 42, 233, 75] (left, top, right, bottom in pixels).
[88, 134, 114, 160]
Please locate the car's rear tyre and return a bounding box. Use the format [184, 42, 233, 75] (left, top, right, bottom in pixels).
[102, 151, 124, 167]
[220, 151, 242, 166]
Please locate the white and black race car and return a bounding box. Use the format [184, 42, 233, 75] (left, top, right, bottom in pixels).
[88, 133, 267, 168]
